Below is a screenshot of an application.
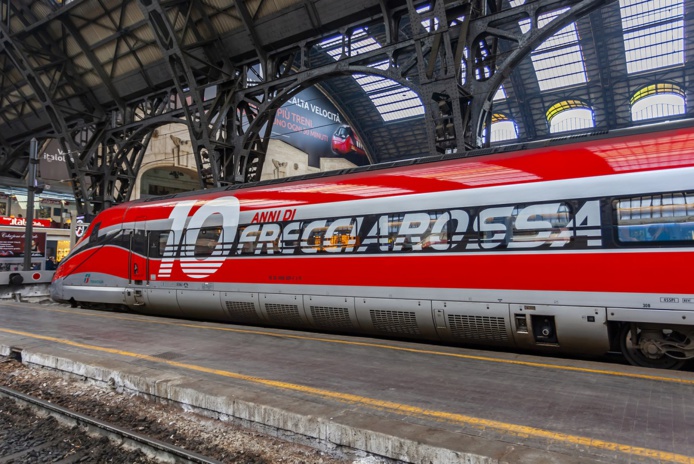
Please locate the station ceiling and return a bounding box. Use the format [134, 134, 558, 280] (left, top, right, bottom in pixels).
[0, 0, 691, 176]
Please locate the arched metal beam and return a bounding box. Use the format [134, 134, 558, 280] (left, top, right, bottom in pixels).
[231, 64, 426, 182]
[79, 85, 210, 213]
[468, 0, 615, 145]
[137, 0, 236, 190]
[0, 19, 96, 213]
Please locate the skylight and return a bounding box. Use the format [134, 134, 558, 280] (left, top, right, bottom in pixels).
[619, 0, 684, 74]
[516, 8, 588, 91]
[321, 30, 424, 122]
[493, 86, 507, 101]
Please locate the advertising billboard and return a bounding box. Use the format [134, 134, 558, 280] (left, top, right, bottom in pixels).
[0, 231, 46, 258]
[272, 87, 368, 167]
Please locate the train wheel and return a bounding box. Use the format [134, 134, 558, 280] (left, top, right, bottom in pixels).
[619, 324, 686, 370]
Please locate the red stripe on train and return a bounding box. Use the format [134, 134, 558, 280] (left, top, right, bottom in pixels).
[56, 246, 691, 294]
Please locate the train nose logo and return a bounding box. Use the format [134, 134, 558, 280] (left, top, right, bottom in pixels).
[158, 196, 240, 279]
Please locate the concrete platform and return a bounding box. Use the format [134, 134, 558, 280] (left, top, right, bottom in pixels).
[0, 300, 693, 464]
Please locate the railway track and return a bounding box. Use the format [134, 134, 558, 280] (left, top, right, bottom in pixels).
[0, 385, 222, 463]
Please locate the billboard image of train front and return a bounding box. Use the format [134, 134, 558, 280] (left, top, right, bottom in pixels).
[51, 122, 694, 370]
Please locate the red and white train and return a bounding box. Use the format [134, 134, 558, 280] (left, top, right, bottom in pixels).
[51, 122, 694, 369]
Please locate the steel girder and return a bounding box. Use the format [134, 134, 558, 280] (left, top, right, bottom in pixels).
[63, 82, 231, 215]
[0, 0, 615, 215]
[70, 87, 205, 215]
[466, 0, 615, 146]
[79, 0, 614, 195]
[229, 45, 430, 182]
[137, 0, 239, 190]
[0, 2, 109, 215]
[229, 0, 612, 180]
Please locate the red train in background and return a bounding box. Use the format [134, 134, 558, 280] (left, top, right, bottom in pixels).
[52, 121, 694, 369]
[331, 125, 367, 157]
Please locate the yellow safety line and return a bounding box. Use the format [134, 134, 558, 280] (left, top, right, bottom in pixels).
[0, 326, 692, 464]
[27, 306, 694, 386]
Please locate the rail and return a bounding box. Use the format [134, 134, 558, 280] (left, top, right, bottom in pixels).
[0, 385, 222, 464]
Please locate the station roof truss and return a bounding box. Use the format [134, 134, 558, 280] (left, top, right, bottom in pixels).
[0, 0, 691, 215]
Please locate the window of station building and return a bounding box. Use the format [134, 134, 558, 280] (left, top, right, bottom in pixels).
[630, 83, 686, 122]
[619, 0, 684, 74]
[614, 192, 694, 243]
[493, 86, 507, 101]
[489, 114, 519, 143]
[38, 205, 52, 219]
[546, 100, 595, 134]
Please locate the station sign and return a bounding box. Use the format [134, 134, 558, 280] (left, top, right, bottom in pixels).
[0, 216, 51, 228]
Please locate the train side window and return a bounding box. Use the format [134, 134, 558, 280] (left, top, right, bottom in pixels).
[354, 215, 386, 253]
[419, 211, 452, 250]
[235, 225, 261, 255]
[110, 230, 130, 249]
[147, 231, 176, 258]
[322, 218, 359, 252]
[301, 220, 327, 253]
[474, 207, 514, 249]
[614, 192, 694, 244]
[508, 202, 572, 248]
[280, 221, 302, 254]
[250, 223, 281, 255]
[182, 227, 223, 258]
[387, 211, 449, 252]
[88, 222, 101, 244]
[88, 226, 122, 247]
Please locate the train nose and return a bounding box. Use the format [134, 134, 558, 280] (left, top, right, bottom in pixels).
[49, 277, 64, 303]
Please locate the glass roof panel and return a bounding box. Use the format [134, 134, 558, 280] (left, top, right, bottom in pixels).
[493, 85, 507, 101]
[619, 0, 684, 74]
[518, 9, 588, 91]
[321, 30, 424, 122]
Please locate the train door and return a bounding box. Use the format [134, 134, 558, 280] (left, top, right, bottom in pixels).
[125, 217, 148, 307]
[128, 217, 148, 284]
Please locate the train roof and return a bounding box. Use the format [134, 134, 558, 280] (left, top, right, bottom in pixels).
[120, 120, 694, 208]
[76, 119, 694, 244]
